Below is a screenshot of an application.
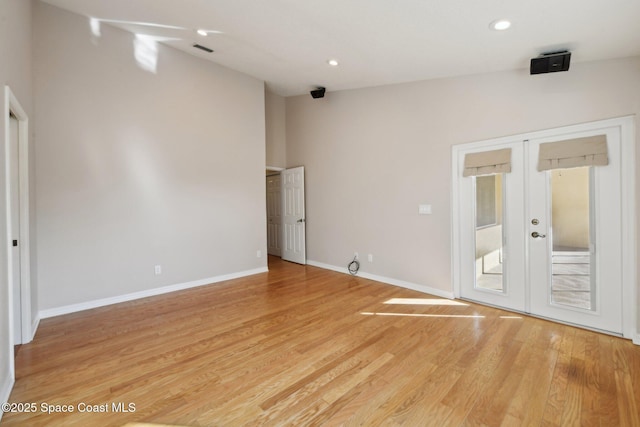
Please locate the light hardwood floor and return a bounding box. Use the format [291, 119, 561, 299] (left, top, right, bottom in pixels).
[4, 256, 640, 426]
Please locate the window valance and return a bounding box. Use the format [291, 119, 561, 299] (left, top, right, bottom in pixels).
[463, 148, 512, 177]
[538, 135, 608, 171]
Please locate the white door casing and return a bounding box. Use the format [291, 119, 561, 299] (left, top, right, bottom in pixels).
[281, 166, 306, 264]
[4, 86, 32, 346]
[266, 174, 282, 257]
[452, 116, 635, 338]
[9, 114, 21, 343]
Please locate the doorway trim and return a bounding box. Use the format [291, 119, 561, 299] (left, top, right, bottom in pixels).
[4, 86, 33, 347]
[451, 116, 636, 340]
[266, 165, 284, 174]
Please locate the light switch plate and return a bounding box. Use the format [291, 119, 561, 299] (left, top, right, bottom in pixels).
[419, 204, 432, 215]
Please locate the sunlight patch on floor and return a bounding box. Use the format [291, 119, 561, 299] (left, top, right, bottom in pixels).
[361, 312, 484, 318]
[383, 298, 468, 306]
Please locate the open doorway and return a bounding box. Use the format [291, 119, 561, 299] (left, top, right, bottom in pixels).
[266, 167, 283, 259]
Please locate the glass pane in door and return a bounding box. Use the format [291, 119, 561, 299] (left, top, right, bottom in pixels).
[475, 174, 504, 292]
[550, 167, 594, 310]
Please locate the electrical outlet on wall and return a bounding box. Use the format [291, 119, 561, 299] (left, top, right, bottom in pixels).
[154, 265, 162, 275]
[368, 254, 373, 263]
[257, 250, 262, 258]
[354, 252, 359, 259]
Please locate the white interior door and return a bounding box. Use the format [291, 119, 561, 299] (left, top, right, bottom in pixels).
[9, 114, 21, 343]
[266, 174, 282, 257]
[454, 117, 634, 336]
[281, 166, 306, 264]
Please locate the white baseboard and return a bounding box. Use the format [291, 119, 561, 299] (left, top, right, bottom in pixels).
[633, 334, 640, 346]
[0, 370, 15, 422]
[29, 315, 40, 342]
[39, 267, 269, 319]
[306, 260, 455, 300]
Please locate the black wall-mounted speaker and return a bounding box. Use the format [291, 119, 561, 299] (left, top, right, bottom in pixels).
[310, 87, 326, 99]
[530, 51, 571, 75]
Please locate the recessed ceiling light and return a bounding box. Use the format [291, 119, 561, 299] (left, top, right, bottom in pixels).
[327, 59, 339, 67]
[196, 29, 208, 36]
[490, 19, 511, 31]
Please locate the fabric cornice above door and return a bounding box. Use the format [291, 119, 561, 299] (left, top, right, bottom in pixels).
[537, 135, 608, 171]
[463, 148, 512, 177]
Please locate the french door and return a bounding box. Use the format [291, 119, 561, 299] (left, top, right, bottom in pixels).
[527, 128, 623, 333]
[453, 117, 635, 336]
[457, 142, 526, 312]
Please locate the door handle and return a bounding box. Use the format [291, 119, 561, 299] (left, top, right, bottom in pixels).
[531, 231, 546, 238]
[297, 218, 305, 223]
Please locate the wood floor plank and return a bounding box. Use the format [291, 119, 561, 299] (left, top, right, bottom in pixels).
[368, 322, 476, 425]
[559, 356, 586, 427]
[3, 256, 640, 426]
[612, 338, 640, 426]
[438, 318, 522, 424]
[596, 335, 621, 426]
[463, 337, 525, 427]
[540, 326, 576, 426]
[502, 345, 557, 426]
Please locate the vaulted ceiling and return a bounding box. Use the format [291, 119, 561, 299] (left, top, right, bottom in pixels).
[42, 0, 640, 96]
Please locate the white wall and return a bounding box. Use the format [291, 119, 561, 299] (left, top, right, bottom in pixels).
[265, 90, 287, 168]
[0, 0, 34, 407]
[34, 2, 267, 311]
[286, 57, 640, 306]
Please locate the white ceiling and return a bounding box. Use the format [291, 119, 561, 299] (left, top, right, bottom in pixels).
[41, 0, 640, 97]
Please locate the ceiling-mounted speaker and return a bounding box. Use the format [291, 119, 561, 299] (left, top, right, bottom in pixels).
[530, 51, 571, 75]
[310, 87, 326, 99]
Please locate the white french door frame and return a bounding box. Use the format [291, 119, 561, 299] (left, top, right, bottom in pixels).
[4, 86, 33, 347]
[452, 116, 636, 340]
